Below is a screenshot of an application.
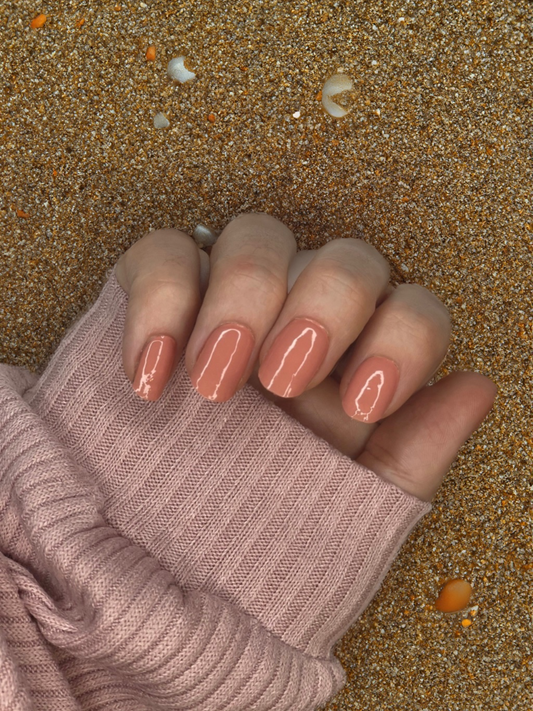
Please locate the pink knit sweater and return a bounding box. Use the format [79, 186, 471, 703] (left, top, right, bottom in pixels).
[0, 266, 431, 710]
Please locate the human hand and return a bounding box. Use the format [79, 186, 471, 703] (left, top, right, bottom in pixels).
[114, 212, 497, 502]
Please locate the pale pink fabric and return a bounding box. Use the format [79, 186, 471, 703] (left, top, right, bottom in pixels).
[0, 266, 431, 710]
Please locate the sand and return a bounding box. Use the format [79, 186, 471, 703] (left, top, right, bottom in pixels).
[1, 1, 532, 708]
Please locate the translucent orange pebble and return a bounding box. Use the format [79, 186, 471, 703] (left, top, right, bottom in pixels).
[435, 579, 472, 612]
[30, 13, 47, 28]
[146, 45, 156, 61]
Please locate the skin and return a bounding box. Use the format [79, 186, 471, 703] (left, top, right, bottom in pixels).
[114, 212, 498, 503]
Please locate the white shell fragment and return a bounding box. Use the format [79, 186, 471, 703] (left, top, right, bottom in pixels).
[321, 73, 354, 118]
[168, 56, 196, 82]
[192, 224, 220, 248]
[153, 112, 170, 129]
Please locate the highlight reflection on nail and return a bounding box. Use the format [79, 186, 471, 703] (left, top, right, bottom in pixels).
[257, 318, 330, 398]
[342, 356, 400, 423]
[191, 323, 255, 402]
[133, 335, 177, 402]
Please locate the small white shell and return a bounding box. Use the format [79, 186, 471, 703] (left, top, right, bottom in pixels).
[192, 224, 220, 248]
[168, 56, 196, 82]
[153, 112, 170, 129]
[321, 74, 354, 118]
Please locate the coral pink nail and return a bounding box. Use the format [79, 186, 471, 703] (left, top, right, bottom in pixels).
[133, 335, 177, 402]
[258, 317, 330, 398]
[191, 323, 255, 402]
[342, 356, 400, 423]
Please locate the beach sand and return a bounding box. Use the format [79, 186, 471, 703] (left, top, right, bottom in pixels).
[1, 1, 532, 708]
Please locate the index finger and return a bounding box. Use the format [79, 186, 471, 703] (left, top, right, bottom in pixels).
[185, 212, 297, 402]
[114, 228, 203, 399]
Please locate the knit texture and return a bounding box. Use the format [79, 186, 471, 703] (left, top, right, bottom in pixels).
[0, 266, 431, 710]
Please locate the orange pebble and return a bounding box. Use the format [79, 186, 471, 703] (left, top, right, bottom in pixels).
[435, 579, 473, 612]
[16, 209, 29, 218]
[146, 45, 156, 61]
[461, 618, 472, 627]
[207, 113, 216, 122]
[30, 13, 47, 29]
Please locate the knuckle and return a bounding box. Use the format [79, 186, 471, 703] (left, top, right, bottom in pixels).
[222, 213, 297, 253]
[138, 272, 199, 304]
[232, 211, 289, 233]
[392, 291, 451, 347]
[313, 258, 375, 308]
[320, 238, 390, 280]
[232, 211, 273, 225]
[397, 283, 451, 328]
[221, 254, 286, 294]
[137, 228, 190, 250]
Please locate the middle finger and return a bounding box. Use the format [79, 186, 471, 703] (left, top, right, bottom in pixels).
[185, 212, 297, 401]
[257, 236, 391, 397]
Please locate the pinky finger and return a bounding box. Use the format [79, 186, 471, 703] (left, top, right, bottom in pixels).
[357, 371, 498, 501]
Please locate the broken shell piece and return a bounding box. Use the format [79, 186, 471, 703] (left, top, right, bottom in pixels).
[192, 224, 220, 248]
[168, 56, 196, 82]
[435, 579, 472, 613]
[321, 73, 354, 118]
[153, 112, 170, 129]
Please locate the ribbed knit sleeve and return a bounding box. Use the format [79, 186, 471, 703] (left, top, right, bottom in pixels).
[0, 267, 431, 710]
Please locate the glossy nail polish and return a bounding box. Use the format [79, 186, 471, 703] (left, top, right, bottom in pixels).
[133, 335, 177, 402]
[257, 317, 330, 398]
[191, 323, 255, 402]
[342, 356, 400, 423]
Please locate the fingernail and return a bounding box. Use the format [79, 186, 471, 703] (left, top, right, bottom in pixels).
[258, 317, 330, 398]
[133, 335, 177, 402]
[191, 323, 255, 402]
[342, 355, 400, 423]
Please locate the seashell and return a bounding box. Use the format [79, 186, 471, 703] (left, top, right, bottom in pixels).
[435, 579, 472, 613]
[168, 56, 196, 82]
[192, 224, 220, 248]
[321, 73, 354, 118]
[153, 113, 170, 129]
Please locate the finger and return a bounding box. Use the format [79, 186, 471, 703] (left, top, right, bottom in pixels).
[285, 250, 396, 384]
[339, 283, 452, 423]
[249, 362, 498, 502]
[114, 228, 202, 400]
[288, 250, 395, 307]
[198, 248, 211, 298]
[257, 237, 391, 398]
[286, 249, 317, 292]
[247, 361, 379, 459]
[185, 212, 297, 402]
[357, 371, 498, 501]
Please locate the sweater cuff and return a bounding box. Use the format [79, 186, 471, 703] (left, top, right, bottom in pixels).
[25, 266, 431, 660]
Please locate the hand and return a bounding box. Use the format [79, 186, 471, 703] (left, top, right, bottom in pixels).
[114, 213, 497, 502]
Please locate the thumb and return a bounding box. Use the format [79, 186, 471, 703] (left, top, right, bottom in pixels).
[357, 370, 498, 501]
